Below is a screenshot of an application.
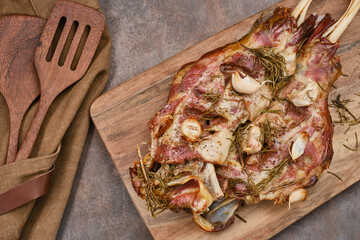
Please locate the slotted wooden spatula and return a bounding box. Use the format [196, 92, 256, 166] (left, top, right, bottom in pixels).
[15, 0, 105, 161]
[0, 15, 45, 164]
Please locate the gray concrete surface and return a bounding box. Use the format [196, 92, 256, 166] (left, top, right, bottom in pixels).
[56, 0, 360, 239]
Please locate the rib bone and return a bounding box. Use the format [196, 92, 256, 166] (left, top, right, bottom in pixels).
[323, 0, 355, 37]
[327, 0, 360, 43]
[292, 0, 313, 21]
[298, 0, 313, 24]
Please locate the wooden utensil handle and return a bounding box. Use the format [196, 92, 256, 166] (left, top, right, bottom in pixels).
[6, 110, 23, 164]
[15, 97, 52, 161]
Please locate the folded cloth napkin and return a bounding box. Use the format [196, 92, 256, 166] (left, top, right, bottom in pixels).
[0, 0, 111, 239]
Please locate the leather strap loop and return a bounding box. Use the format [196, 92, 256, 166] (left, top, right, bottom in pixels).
[0, 165, 54, 215]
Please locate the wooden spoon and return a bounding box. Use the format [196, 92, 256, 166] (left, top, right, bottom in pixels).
[15, 0, 105, 161]
[0, 15, 45, 164]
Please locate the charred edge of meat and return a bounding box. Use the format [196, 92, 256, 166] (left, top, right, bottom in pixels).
[308, 14, 336, 43]
[289, 14, 318, 46]
[303, 175, 318, 188]
[220, 62, 261, 79]
[168, 61, 196, 100]
[156, 115, 174, 138]
[198, 198, 242, 232]
[326, 53, 342, 94]
[261, 7, 295, 32]
[249, 11, 267, 33]
[239, 7, 294, 43]
[320, 85, 336, 169]
[210, 217, 236, 232]
[147, 96, 184, 131]
[129, 164, 145, 198]
[320, 130, 334, 169]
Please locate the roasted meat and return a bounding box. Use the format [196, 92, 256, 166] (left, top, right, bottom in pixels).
[129, 0, 360, 232]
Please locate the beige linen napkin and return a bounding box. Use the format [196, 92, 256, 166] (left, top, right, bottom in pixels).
[0, 0, 111, 239]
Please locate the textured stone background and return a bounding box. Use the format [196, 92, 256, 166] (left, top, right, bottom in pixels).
[57, 0, 360, 239]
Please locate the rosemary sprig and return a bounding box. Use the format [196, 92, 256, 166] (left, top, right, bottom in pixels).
[228, 178, 247, 188]
[330, 94, 359, 124]
[327, 171, 343, 181]
[343, 144, 356, 151]
[261, 108, 282, 114]
[200, 90, 223, 121]
[342, 132, 359, 152]
[136, 146, 171, 217]
[257, 146, 276, 154]
[230, 158, 292, 197]
[200, 112, 216, 121]
[235, 213, 247, 223]
[269, 179, 304, 192]
[261, 118, 278, 143]
[200, 110, 227, 121]
[203, 90, 221, 103]
[242, 44, 289, 96]
[229, 121, 252, 166]
[344, 126, 350, 134]
[316, 81, 325, 92]
[253, 158, 289, 194]
[273, 96, 287, 102]
[261, 94, 272, 101]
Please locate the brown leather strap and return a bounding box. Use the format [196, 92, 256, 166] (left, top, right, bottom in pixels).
[0, 166, 54, 215]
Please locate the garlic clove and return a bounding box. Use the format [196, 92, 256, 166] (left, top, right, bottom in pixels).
[287, 82, 319, 107]
[193, 214, 215, 232]
[307, 84, 319, 100]
[288, 188, 307, 209]
[181, 117, 202, 142]
[232, 71, 262, 94]
[288, 97, 312, 107]
[246, 154, 260, 165]
[244, 126, 263, 154]
[156, 114, 174, 137]
[290, 132, 310, 160]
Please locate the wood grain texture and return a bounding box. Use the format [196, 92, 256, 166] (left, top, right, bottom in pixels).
[90, 0, 360, 239]
[0, 15, 45, 164]
[15, 0, 105, 161]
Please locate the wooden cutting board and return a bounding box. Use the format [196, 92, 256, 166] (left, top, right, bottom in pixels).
[90, 0, 360, 239]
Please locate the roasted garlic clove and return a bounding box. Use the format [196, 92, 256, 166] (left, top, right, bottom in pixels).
[232, 71, 262, 94]
[181, 117, 202, 142]
[287, 82, 319, 107]
[244, 126, 263, 154]
[288, 188, 307, 209]
[193, 214, 215, 232]
[156, 114, 174, 137]
[290, 132, 310, 160]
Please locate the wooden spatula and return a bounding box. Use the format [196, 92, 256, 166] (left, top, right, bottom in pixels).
[15, 0, 105, 161]
[0, 15, 45, 164]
